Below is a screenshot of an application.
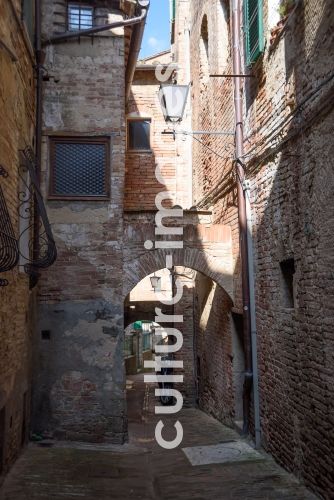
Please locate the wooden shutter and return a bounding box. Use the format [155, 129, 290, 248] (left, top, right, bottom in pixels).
[244, 0, 264, 66]
[171, 0, 176, 21]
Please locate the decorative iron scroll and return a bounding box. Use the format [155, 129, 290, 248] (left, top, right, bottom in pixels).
[0, 166, 19, 286]
[18, 147, 57, 284]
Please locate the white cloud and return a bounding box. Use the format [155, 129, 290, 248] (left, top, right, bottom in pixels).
[148, 36, 162, 49]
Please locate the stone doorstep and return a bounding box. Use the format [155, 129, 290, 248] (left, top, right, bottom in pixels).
[182, 440, 264, 467]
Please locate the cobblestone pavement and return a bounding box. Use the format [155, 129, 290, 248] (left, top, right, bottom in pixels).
[0, 375, 317, 500]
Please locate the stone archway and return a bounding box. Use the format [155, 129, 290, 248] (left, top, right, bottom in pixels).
[123, 247, 234, 303]
[123, 216, 235, 412]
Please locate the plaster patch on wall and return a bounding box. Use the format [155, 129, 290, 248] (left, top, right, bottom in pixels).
[64, 319, 121, 369]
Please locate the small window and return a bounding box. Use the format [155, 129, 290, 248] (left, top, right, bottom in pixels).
[49, 137, 110, 199]
[68, 3, 94, 31]
[22, 0, 35, 43]
[244, 0, 264, 66]
[200, 15, 209, 79]
[280, 258, 295, 308]
[127, 120, 151, 152]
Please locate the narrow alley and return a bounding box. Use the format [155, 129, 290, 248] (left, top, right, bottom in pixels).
[1, 0, 333, 498]
[0, 375, 316, 499]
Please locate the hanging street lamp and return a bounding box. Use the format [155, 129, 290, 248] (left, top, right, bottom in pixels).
[150, 273, 161, 291]
[158, 83, 190, 123]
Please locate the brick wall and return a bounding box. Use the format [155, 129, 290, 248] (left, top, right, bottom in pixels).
[174, 0, 334, 496]
[125, 58, 179, 211]
[245, 2, 334, 496]
[194, 273, 235, 425]
[33, 0, 130, 444]
[0, 0, 35, 476]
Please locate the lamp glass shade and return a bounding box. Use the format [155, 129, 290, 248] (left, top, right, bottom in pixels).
[150, 276, 161, 290]
[159, 84, 189, 122]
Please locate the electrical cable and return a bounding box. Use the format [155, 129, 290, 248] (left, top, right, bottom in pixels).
[191, 134, 234, 161]
[242, 71, 334, 162]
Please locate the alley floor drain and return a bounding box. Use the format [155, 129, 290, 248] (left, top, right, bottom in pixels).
[182, 441, 263, 466]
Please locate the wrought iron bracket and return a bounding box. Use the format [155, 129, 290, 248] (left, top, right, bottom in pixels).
[18, 147, 57, 286]
[0, 165, 19, 286]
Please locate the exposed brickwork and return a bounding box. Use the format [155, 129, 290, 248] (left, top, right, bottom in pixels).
[194, 274, 235, 425]
[247, 3, 334, 495]
[0, 0, 35, 476]
[123, 211, 234, 299]
[173, 0, 334, 497]
[125, 57, 178, 210]
[33, 0, 132, 444]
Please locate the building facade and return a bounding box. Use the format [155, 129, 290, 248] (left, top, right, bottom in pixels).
[0, 0, 333, 497]
[32, 0, 148, 444]
[0, 0, 37, 475]
[172, 0, 334, 496]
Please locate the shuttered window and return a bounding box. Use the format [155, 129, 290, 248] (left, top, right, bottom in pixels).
[171, 0, 176, 21]
[244, 0, 264, 66]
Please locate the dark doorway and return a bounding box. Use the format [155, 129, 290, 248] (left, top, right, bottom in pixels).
[0, 406, 5, 475]
[21, 392, 28, 446]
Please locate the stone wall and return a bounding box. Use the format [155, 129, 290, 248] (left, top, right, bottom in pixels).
[245, 2, 334, 496]
[33, 0, 129, 443]
[194, 273, 235, 425]
[174, 0, 334, 496]
[0, 0, 36, 475]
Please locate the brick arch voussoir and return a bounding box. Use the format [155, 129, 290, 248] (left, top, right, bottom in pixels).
[123, 247, 233, 304]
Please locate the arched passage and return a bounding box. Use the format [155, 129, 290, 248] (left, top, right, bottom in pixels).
[123, 247, 234, 304]
[123, 258, 244, 425]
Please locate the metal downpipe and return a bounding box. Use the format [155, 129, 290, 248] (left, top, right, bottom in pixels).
[230, 0, 258, 441]
[125, 1, 150, 101]
[43, 1, 149, 46]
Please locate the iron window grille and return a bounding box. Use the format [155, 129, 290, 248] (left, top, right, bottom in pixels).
[18, 147, 57, 287]
[127, 119, 151, 152]
[244, 0, 264, 66]
[68, 3, 94, 31]
[49, 137, 110, 200]
[0, 165, 19, 287]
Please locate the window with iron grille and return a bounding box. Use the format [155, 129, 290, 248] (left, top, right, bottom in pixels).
[68, 3, 94, 31]
[49, 137, 110, 199]
[127, 119, 151, 152]
[244, 0, 264, 66]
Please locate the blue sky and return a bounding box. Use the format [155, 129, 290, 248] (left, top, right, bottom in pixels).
[140, 0, 171, 59]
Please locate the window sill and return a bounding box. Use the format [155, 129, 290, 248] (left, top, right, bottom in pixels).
[126, 150, 153, 155]
[48, 195, 110, 201]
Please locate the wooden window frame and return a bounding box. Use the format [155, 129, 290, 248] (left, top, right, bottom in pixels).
[126, 118, 152, 154]
[49, 136, 110, 201]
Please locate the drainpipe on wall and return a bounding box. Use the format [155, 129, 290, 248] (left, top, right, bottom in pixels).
[245, 184, 261, 449]
[40, 1, 150, 110]
[35, 0, 42, 184]
[33, 0, 43, 284]
[230, 0, 261, 448]
[43, 1, 149, 46]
